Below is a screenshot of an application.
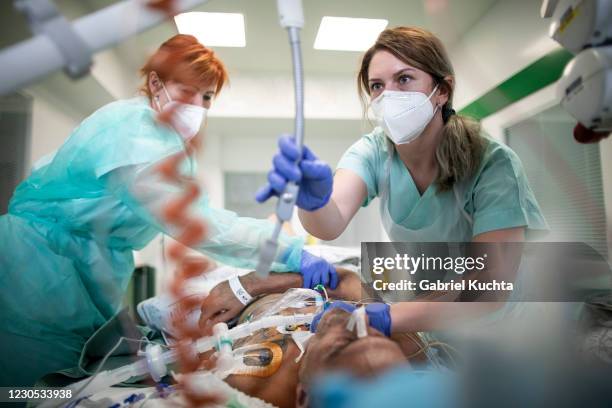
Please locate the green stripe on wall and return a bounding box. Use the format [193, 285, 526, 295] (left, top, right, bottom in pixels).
[458, 48, 573, 120]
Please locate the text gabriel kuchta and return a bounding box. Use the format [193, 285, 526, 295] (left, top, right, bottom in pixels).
[373, 279, 514, 291]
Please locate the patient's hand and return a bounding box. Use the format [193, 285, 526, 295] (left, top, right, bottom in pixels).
[198, 280, 243, 335]
[197, 272, 302, 335]
[326, 269, 362, 302]
[198, 268, 363, 335]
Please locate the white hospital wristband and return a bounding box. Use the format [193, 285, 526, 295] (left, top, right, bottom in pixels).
[228, 276, 253, 306]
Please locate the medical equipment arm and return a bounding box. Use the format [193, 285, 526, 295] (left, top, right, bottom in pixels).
[557, 46, 612, 134]
[255, 0, 305, 277]
[541, 0, 612, 141]
[0, 0, 208, 95]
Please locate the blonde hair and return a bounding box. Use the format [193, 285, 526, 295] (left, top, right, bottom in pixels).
[357, 27, 487, 191]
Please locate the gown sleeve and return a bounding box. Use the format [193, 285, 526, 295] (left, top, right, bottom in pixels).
[91, 99, 304, 272]
[104, 160, 304, 273]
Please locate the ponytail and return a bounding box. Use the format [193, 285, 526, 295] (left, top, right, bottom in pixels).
[434, 109, 487, 192]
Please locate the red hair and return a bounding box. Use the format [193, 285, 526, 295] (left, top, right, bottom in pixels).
[140, 34, 228, 97]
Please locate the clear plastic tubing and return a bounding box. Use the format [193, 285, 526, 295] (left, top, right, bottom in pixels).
[46, 312, 315, 405]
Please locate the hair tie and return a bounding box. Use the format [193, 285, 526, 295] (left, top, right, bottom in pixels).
[442, 105, 456, 123]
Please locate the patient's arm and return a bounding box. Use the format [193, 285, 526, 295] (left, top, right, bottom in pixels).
[199, 268, 362, 334]
[243, 268, 362, 301]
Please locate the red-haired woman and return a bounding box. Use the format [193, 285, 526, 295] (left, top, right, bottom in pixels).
[0, 35, 335, 387]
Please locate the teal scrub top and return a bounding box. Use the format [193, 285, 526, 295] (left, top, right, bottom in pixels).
[336, 128, 548, 240]
[0, 97, 302, 387]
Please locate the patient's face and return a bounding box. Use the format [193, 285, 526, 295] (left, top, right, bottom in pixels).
[299, 308, 406, 383]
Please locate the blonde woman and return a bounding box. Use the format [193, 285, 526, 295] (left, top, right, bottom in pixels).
[257, 27, 548, 335]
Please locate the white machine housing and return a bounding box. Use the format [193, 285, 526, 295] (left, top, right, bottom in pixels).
[557, 46, 612, 131]
[548, 0, 612, 53]
[276, 0, 304, 28]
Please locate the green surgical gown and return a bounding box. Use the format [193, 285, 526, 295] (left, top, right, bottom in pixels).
[0, 97, 303, 386]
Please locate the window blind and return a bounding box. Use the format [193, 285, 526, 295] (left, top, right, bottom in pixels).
[505, 104, 607, 258]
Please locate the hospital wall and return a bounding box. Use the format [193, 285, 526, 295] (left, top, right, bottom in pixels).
[450, 0, 560, 109]
[26, 90, 81, 166]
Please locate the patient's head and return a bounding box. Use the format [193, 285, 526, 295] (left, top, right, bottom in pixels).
[295, 307, 406, 407]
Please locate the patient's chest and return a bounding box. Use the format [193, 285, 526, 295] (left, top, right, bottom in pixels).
[224, 294, 311, 408]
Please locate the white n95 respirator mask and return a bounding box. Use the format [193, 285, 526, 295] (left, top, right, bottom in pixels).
[371, 85, 439, 145]
[155, 82, 207, 141]
[164, 101, 207, 141]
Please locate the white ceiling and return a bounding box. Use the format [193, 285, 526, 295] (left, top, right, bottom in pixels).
[0, 0, 499, 116]
[107, 0, 500, 76]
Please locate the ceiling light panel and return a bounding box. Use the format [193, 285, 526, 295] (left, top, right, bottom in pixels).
[174, 12, 246, 47]
[314, 16, 388, 51]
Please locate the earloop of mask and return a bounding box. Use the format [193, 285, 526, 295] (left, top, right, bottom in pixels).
[153, 77, 173, 111]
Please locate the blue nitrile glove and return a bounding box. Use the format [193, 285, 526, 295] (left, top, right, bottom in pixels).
[310, 301, 356, 333]
[365, 302, 392, 337]
[310, 301, 392, 337]
[300, 250, 338, 290]
[255, 134, 333, 211]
